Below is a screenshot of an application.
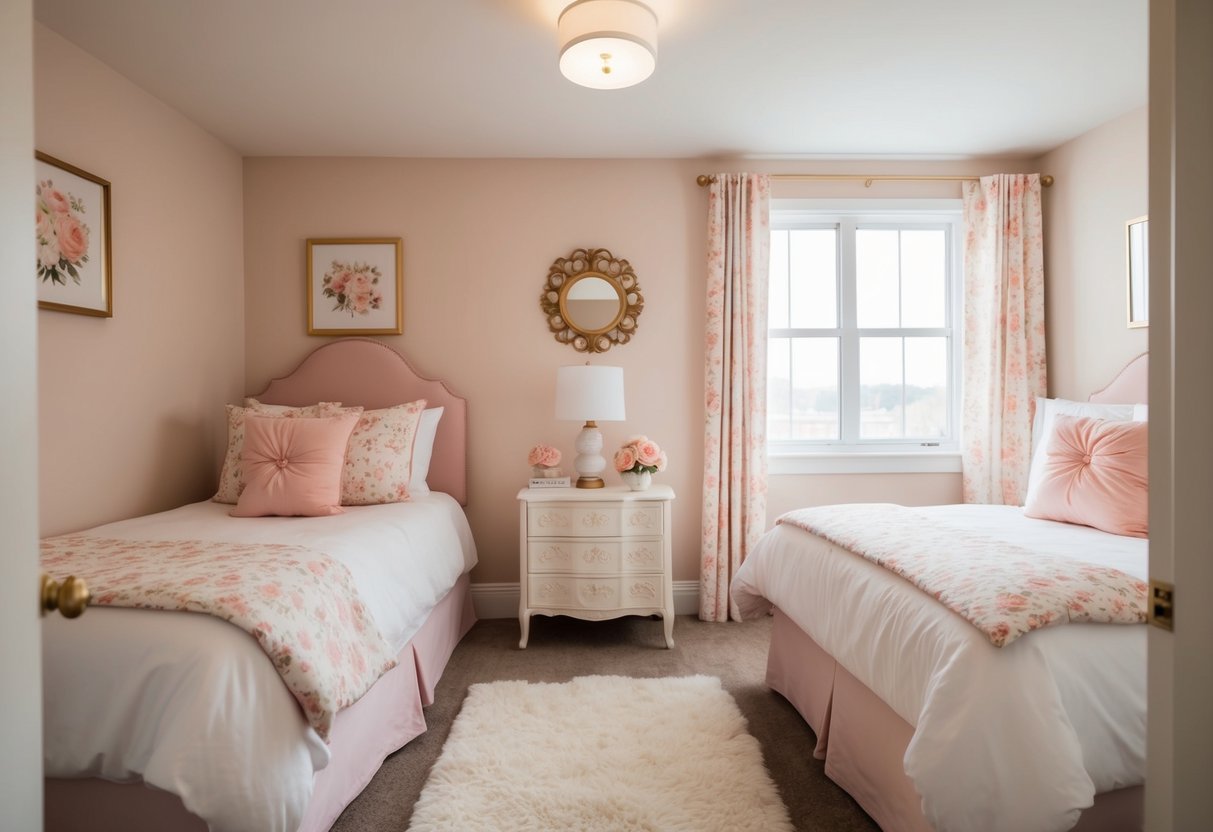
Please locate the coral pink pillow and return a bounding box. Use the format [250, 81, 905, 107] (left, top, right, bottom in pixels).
[231, 413, 360, 517]
[1023, 415, 1148, 537]
[213, 401, 358, 504]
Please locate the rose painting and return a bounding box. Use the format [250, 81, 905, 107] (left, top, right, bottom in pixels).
[307, 238, 404, 336]
[36, 179, 90, 284]
[35, 152, 112, 317]
[321, 260, 384, 317]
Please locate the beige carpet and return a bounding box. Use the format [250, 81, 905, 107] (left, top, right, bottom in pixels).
[407, 675, 794, 832]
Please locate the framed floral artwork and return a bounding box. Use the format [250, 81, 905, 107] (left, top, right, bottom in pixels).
[35, 152, 112, 317]
[306, 238, 404, 335]
[1126, 216, 1148, 328]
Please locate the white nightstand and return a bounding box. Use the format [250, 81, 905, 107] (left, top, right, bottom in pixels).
[517, 484, 675, 649]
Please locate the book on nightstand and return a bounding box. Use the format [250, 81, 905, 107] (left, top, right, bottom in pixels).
[528, 477, 572, 488]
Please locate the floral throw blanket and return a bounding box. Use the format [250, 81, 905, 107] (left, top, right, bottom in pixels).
[778, 504, 1147, 647]
[40, 535, 397, 740]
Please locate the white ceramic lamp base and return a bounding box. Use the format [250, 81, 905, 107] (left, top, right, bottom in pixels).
[572, 421, 606, 488]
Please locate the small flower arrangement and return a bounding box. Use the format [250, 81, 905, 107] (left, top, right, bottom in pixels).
[528, 444, 563, 478]
[528, 444, 562, 468]
[614, 436, 667, 475]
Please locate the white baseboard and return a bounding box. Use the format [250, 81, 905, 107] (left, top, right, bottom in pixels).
[471, 580, 700, 620]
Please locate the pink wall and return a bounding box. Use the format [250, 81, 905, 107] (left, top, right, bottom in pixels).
[1041, 107, 1149, 400]
[35, 25, 245, 535]
[243, 157, 1032, 583]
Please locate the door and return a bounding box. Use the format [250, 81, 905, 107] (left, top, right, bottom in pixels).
[1146, 0, 1213, 828]
[0, 2, 43, 829]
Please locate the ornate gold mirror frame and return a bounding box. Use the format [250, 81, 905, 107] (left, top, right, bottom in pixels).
[541, 247, 643, 353]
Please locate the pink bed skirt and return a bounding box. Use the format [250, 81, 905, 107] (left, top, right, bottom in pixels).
[767, 607, 1143, 832]
[45, 573, 476, 832]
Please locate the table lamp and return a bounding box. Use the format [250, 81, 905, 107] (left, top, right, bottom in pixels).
[555, 364, 626, 488]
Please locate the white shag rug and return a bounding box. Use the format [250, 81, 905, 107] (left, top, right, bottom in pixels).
[407, 675, 793, 832]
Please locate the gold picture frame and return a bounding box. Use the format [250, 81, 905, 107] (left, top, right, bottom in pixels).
[306, 238, 403, 336]
[35, 151, 113, 317]
[1126, 216, 1148, 329]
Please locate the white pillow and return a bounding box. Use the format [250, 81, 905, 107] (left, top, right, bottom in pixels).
[1133, 403, 1148, 422]
[408, 407, 444, 496]
[1024, 397, 1135, 506]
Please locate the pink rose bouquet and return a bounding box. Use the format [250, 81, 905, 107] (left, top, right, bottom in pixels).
[528, 444, 562, 468]
[614, 436, 667, 475]
[35, 178, 91, 286]
[322, 260, 384, 318]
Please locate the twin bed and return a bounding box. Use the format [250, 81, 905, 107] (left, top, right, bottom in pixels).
[42, 339, 476, 832]
[733, 354, 1149, 832]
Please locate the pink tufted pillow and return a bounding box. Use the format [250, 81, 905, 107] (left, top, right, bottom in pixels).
[1023, 415, 1148, 537]
[231, 413, 361, 517]
[213, 401, 359, 504]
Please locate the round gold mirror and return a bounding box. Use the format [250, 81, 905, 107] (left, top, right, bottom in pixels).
[541, 248, 643, 353]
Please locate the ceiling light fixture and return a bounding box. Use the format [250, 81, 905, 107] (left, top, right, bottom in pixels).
[558, 0, 658, 90]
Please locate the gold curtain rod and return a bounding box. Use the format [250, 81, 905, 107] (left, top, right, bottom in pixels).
[695, 173, 1055, 188]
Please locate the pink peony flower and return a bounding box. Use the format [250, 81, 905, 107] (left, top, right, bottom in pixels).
[528, 444, 562, 467]
[54, 212, 88, 263]
[40, 183, 71, 215]
[614, 446, 637, 472]
[328, 268, 352, 295]
[635, 440, 662, 466]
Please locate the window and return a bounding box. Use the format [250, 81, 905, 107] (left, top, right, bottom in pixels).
[767, 200, 962, 473]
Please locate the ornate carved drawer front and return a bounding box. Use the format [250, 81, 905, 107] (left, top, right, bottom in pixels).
[528, 575, 665, 611]
[527, 538, 663, 574]
[527, 503, 662, 539]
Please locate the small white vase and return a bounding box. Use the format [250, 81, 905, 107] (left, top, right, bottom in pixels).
[620, 470, 652, 491]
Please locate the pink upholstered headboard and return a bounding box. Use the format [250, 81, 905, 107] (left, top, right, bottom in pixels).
[252, 339, 468, 506]
[1088, 352, 1148, 404]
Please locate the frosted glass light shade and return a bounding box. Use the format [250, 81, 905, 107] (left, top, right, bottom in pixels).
[555, 365, 626, 422]
[558, 0, 657, 90]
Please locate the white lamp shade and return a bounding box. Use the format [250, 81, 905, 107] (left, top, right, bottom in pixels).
[558, 0, 657, 90]
[555, 365, 626, 422]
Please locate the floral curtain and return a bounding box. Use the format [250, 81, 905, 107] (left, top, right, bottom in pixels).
[700, 173, 771, 622]
[961, 174, 1047, 505]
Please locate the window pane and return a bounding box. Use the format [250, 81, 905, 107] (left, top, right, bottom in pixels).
[856, 229, 900, 327]
[790, 338, 838, 440]
[901, 229, 946, 327]
[859, 337, 903, 438]
[767, 337, 792, 440]
[789, 229, 837, 328]
[768, 230, 790, 329]
[905, 337, 948, 437]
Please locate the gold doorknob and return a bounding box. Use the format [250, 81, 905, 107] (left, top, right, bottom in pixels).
[41, 573, 90, 618]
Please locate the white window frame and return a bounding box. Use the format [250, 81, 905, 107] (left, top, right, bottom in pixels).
[768, 199, 963, 475]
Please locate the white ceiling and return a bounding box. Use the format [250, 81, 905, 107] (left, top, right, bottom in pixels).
[33, 0, 1147, 160]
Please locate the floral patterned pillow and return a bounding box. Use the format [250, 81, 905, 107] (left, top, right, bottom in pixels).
[212, 401, 357, 504]
[341, 399, 427, 505]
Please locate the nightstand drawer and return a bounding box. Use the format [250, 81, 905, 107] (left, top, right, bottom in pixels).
[527, 503, 663, 538]
[527, 538, 663, 574]
[527, 575, 664, 611]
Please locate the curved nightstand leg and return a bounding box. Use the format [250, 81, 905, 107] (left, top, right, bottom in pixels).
[663, 612, 675, 648]
[519, 611, 531, 649]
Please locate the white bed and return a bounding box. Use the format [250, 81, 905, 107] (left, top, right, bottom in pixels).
[731, 354, 1149, 832]
[42, 339, 477, 832]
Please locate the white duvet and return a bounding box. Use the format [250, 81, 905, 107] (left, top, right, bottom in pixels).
[731, 505, 1146, 832]
[42, 495, 477, 832]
